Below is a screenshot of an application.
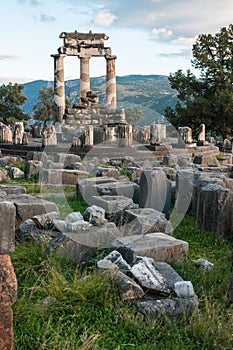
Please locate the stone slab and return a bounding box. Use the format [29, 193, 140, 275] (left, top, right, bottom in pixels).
[111, 233, 188, 262]
[0, 202, 16, 254]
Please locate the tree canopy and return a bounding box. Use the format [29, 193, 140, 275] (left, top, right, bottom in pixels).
[33, 86, 71, 124]
[0, 83, 30, 125]
[125, 105, 143, 125]
[165, 23, 233, 139]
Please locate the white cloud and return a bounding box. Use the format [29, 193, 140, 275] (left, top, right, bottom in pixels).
[93, 10, 118, 27]
[172, 36, 197, 46]
[152, 27, 173, 40]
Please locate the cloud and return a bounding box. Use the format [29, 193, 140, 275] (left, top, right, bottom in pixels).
[172, 36, 198, 46]
[158, 49, 191, 59]
[0, 55, 18, 61]
[151, 27, 173, 41]
[39, 13, 56, 23]
[93, 10, 118, 26]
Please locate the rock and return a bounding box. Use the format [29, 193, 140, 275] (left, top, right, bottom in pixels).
[66, 221, 92, 232]
[193, 155, 220, 167]
[114, 271, 144, 301]
[139, 169, 172, 219]
[16, 219, 37, 241]
[95, 181, 140, 204]
[42, 169, 89, 186]
[0, 202, 16, 254]
[76, 176, 117, 201]
[96, 166, 120, 179]
[124, 208, 173, 235]
[54, 153, 81, 167]
[26, 160, 43, 178]
[0, 185, 26, 195]
[32, 212, 60, 230]
[136, 295, 199, 317]
[0, 255, 17, 305]
[130, 257, 170, 294]
[152, 262, 184, 289]
[116, 246, 136, 265]
[53, 220, 68, 232]
[91, 195, 134, 225]
[97, 259, 119, 271]
[174, 281, 195, 298]
[64, 212, 83, 223]
[83, 205, 106, 226]
[103, 250, 131, 272]
[192, 258, 214, 270]
[11, 167, 24, 179]
[4, 194, 59, 222]
[112, 233, 188, 263]
[0, 304, 14, 350]
[42, 124, 57, 146]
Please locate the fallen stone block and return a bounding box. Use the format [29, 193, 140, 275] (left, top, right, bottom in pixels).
[76, 176, 117, 201]
[0, 202, 16, 254]
[124, 208, 173, 235]
[112, 233, 188, 262]
[114, 271, 144, 301]
[83, 205, 106, 226]
[95, 181, 140, 204]
[32, 212, 60, 230]
[5, 194, 59, 222]
[0, 185, 26, 195]
[130, 257, 170, 294]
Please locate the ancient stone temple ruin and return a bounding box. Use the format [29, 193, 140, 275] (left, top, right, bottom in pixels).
[51, 30, 117, 123]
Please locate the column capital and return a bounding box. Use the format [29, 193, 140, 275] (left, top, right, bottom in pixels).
[105, 54, 117, 60]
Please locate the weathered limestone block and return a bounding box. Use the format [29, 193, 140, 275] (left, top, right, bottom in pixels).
[13, 122, 24, 145]
[96, 166, 120, 179]
[117, 124, 133, 148]
[192, 176, 225, 219]
[174, 281, 195, 298]
[130, 257, 170, 293]
[178, 126, 192, 143]
[175, 169, 194, 215]
[197, 123, 206, 143]
[91, 195, 134, 225]
[10, 167, 24, 179]
[32, 212, 60, 230]
[150, 123, 166, 145]
[136, 295, 198, 317]
[0, 255, 17, 350]
[83, 205, 106, 226]
[193, 155, 220, 167]
[5, 194, 59, 222]
[139, 169, 172, 219]
[218, 190, 233, 237]
[26, 151, 48, 167]
[112, 233, 188, 263]
[0, 185, 26, 195]
[42, 169, 88, 186]
[196, 184, 229, 233]
[26, 160, 43, 179]
[0, 123, 12, 144]
[152, 261, 184, 289]
[95, 181, 140, 204]
[47, 222, 120, 262]
[42, 125, 57, 146]
[101, 250, 131, 272]
[54, 153, 81, 167]
[64, 212, 83, 223]
[114, 271, 144, 301]
[0, 202, 15, 254]
[124, 208, 173, 235]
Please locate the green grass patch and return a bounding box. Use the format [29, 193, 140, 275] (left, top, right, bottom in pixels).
[12, 215, 233, 349]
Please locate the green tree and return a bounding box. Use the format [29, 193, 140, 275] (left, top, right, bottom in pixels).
[33, 86, 71, 125]
[165, 24, 233, 139]
[0, 83, 30, 125]
[125, 105, 143, 125]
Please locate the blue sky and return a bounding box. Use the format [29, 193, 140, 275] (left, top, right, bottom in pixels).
[1, 0, 233, 84]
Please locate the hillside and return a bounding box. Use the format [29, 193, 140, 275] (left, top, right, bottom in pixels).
[22, 75, 178, 126]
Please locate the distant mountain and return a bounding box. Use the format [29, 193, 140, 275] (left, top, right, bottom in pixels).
[22, 75, 178, 126]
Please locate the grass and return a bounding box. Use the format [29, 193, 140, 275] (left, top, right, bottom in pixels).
[11, 215, 233, 350]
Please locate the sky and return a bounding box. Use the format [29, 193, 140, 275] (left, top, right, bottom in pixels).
[1, 0, 233, 84]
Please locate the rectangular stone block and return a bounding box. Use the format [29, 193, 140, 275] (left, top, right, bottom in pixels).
[0, 202, 16, 254]
[111, 233, 188, 262]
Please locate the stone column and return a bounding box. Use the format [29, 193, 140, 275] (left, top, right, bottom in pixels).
[198, 124, 205, 142]
[0, 202, 17, 350]
[80, 57, 90, 100]
[52, 54, 65, 123]
[106, 55, 117, 109]
[118, 124, 132, 147]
